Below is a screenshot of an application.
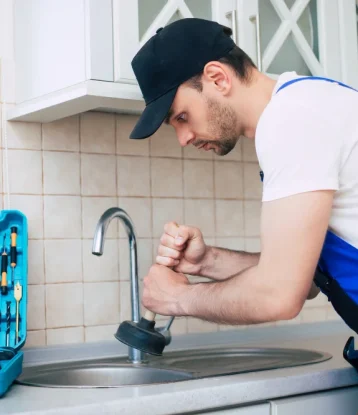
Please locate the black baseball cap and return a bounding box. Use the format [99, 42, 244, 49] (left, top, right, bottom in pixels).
[129, 18, 236, 140]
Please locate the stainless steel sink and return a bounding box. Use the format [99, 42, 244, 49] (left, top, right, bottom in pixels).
[154, 346, 332, 376]
[16, 363, 193, 388]
[17, 346, 331, 388]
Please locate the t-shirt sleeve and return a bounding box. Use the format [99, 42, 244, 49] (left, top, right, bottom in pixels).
[256, 98, 341, 202]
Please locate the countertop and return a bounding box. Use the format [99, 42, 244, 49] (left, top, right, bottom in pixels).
[1, 321, 358, 415]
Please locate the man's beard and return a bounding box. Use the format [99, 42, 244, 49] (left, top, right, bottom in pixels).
[201, 98, 240, 156]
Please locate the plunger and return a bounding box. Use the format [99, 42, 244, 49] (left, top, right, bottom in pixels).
[115, 310, 166, 356]
[116, 224, 180, 356]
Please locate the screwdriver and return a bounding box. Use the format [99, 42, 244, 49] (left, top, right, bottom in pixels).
[14, 282, 22, 344]
[6, 301, 10, 347]
[10, 227, 17, 287]
[1, 235, 8, 295]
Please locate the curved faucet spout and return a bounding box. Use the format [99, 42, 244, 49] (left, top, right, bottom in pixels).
[92, 207, 135, 256]
[92, 207, 143, 363]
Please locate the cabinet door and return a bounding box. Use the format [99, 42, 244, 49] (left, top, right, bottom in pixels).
[270, 386, 358, 415]
[112, 0, 239, 84]
[197, 402, 270, 414]
[336, 0, 358, 88]
[237, 0, 344, 80]
[14, 0, 88, 103]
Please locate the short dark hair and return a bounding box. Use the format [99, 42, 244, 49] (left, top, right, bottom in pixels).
[187, 26, 256, 92]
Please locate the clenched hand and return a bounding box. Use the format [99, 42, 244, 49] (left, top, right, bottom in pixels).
[156, 221, 208, 275]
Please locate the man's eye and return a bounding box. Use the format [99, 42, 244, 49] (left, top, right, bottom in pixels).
[176, 113, 186, 123]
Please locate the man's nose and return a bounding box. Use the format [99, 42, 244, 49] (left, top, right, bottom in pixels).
[177, 129, 195, 147]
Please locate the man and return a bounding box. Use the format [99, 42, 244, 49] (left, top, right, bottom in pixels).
[129, 18, 358, 335]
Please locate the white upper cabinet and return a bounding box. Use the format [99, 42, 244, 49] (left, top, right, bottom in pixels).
[237, 0, 358, 86]
[8, 0, 358, 123]
[112, 0, 239, 84]
[14, 0, 114, 103]
[9, 0, 237, 122]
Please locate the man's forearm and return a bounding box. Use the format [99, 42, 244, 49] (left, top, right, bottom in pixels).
[199, 246, 260, 280]
[178, 265, 297, 325]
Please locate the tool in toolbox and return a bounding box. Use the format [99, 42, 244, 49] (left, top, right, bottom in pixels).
[0, 210, 28, 398]
[10, 227, 17, 288]
[5, 302, 10, 348]
[14, 283, 22, 345]
[1, 236, 8, 295]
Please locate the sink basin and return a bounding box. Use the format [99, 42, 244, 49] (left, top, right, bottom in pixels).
[154, 346, 332, 376]
[16, 363, 192, 388]
[17, 346, 331, 388]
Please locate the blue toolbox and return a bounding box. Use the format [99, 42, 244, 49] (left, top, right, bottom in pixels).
[0, 210, 28, 397]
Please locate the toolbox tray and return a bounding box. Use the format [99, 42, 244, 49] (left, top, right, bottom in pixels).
[0, 210, 28, 397]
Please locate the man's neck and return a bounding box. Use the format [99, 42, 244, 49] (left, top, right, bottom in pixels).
[239, 71, 277, 139]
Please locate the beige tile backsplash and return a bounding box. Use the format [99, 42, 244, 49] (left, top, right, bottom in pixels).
[151, 157, 183, 197]
[117, 155, 151, 197]
[214, 161, 244, 199]
[80, 113, 116, 154]
[43, 151, 80, 195]
[11, 195, 44, 238]
[184, 199, 215, 237]
[81, 154, 117, 196]
[7, 118, 42, 150]
[8, 149, 42, 194]
[42, 116, 80, 152]
[184, 159, 214, 198]
[44, 240, 82, 283]
[0, 106, 332, 347]
[43, 196, 82, 238]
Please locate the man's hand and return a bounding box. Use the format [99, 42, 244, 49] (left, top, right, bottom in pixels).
[156, 222, 208, 275]
[145, 190, 333, 325]
[142, 264, 190, 316]
[156, 221, 261, 280]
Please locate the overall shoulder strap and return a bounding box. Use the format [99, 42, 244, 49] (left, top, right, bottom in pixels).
[276, 76, 358, 95]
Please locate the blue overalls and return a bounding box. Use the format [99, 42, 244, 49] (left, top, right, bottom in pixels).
[261, 76, 358, 369]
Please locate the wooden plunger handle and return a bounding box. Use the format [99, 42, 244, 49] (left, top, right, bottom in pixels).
[143, 223, 179, 323]
[144, 310, 156, 321]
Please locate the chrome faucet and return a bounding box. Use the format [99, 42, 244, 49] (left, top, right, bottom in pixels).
[92, 207, 173, 364]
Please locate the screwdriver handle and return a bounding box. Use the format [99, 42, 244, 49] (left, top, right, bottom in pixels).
[1, 250, 8, 295]
[10, 227, 17, 268]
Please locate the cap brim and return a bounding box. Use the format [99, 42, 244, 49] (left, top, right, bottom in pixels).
[130, 87, 178, 139]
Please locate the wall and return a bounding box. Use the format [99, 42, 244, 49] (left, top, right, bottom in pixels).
[0, 0, 337, 348]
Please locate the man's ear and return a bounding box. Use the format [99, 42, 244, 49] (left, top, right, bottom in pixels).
[202, 62, 232, 94]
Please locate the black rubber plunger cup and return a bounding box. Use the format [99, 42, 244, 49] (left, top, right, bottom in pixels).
[115, 310, 166, 356]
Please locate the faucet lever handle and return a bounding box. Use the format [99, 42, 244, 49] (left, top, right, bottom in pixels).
[156, 316, 175, 346]
[164, 316, 175, 331]
[144, 311, 175, 332]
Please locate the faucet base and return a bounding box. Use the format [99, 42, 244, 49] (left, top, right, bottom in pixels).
[115, 318, 166, 356]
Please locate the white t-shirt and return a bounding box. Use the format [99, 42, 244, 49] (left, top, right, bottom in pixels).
[256, 71, 358, 249]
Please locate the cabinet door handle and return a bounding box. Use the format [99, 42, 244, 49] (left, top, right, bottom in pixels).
[225, 9, 238, 44]
[250, 13, 262, 71]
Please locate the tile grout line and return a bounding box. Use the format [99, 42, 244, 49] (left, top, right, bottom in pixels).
[149, 136, 154, 288]
[241, 144, 247, 246]
[211, 155, 218, 332]
[2, 101, 10, 209]
[181, 153, 186, 236]
[5, 192, 262, 202]
[115, 115, 122, 324]
[181, 147, 187, 332]
[117, 119, 128, 239]
[212, 157, 217, 248]
[4, 147, 259, 163]
[181, 150, 188, 334]
[78, 115, 86, 339]
[40, 122, 48, 344]
[0, 103, 3, 207]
